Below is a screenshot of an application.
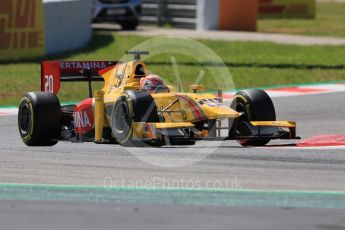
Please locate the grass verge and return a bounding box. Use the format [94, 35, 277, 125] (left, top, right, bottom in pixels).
[0, 33, 345, 106]
[258, 2, 345, 37]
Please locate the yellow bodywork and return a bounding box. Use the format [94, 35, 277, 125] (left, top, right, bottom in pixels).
[151, 93, 239, 123]
[99, 61, 238, 120]
[92, 60, 241, 140]
[93, 60, 295, 141]
[250, 121, 296, 128]
[101, 61, 145, 104]
[132, 122, 195, 140]
[251, 121, 297, 138]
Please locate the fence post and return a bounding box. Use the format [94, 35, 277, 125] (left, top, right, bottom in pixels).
[157, 0, 166, 26]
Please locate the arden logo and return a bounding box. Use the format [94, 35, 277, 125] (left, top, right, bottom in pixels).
[0, 0, 45, 60]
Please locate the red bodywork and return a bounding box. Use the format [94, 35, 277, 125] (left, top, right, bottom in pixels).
[41, 61, 117, 135]
[41, 61, 117, 95]
[73, 98, 94, 135]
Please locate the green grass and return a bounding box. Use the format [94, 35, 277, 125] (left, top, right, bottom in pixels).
[1, 33, 345, 106]
[258, 2, 345, 37]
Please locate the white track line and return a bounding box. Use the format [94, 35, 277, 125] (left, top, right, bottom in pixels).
[0, 108, 18, 116]
[260, 145, 345, 150]
[224, 83, 345, 99]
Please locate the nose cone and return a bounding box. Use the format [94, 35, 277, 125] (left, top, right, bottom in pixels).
[200, 103, 240, 119]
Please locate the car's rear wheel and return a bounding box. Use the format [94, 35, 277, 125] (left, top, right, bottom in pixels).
[18, 92, 61, 146]
[111, 95, 134, 146]
[230, 89, 276, 146]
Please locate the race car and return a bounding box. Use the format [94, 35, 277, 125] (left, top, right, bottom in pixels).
[18, 51, 299, 147]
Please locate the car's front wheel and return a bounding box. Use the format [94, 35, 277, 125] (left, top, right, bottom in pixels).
[230, 89, 276, 147]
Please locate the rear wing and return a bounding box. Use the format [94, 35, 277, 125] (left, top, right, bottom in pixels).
[41, 61, 117, 95]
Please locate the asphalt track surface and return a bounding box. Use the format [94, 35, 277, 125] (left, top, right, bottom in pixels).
[1, 92, 345, 229]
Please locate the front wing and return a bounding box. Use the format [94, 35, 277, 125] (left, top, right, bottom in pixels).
[131, 120, 300, 142]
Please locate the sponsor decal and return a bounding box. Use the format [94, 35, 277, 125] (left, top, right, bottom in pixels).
[73, 98, 94, 134]
[41, 61, 60, 95]
[0, 0, 45, 60]
[198, 98, 221, 107]
[58, 61, 117, 77]
[74, 111, 92, 129]
[60, 61, 108, 70]
[44, 75, 54, 93]
[178, 95, 207, 122]
[126, 96, 134, 118]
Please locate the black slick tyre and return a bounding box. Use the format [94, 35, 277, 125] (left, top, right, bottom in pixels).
[230, 89, 276, 147]
[18, 92, 61, 146]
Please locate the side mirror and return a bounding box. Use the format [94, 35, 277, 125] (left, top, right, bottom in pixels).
[190, 84, 205, 93]
[167, 85, 175, 92]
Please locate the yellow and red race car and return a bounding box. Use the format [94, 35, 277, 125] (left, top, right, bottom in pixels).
[18, 51, 299, 147]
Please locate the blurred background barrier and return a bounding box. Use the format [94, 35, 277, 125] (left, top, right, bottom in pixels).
[259, 0, 316, 18]
[0, 0, 45, 60]
[196, 0, 218, 30]
[197, 0, 258, 31]
[141, 0, 197, 29]
[218, 0, 257, 31]
[43, 0, 93, 55]
[141, 0, 258, 31]
[0, 0, 93, 61]
[141, 0, 316, 30]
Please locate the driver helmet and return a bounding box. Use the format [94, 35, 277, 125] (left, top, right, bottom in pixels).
[140, 74, 170, 93]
